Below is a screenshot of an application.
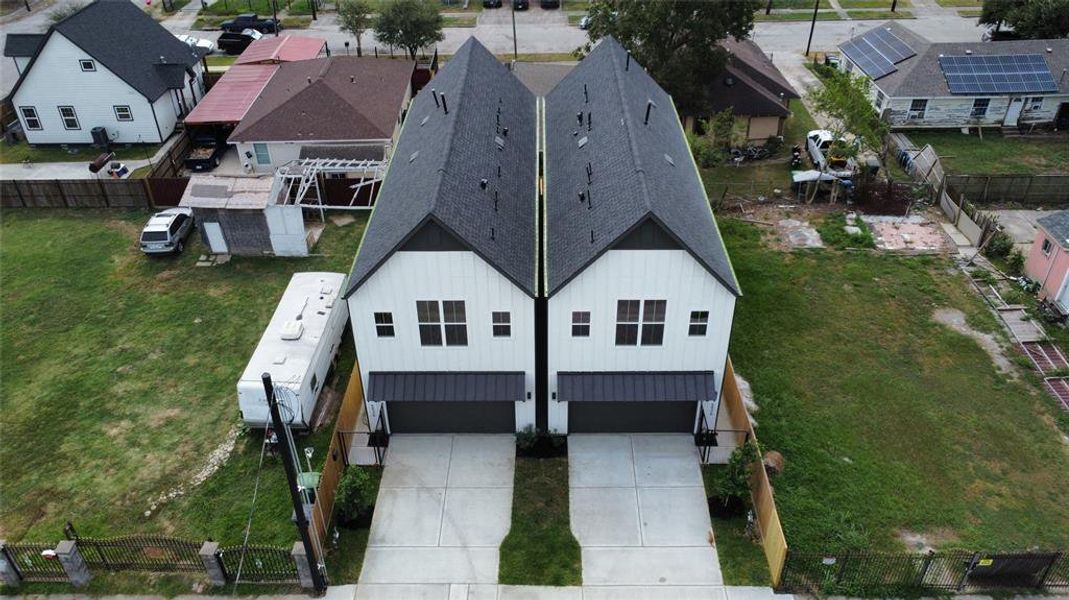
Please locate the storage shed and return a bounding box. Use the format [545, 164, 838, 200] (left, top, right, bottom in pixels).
[179, 174, 313, 256]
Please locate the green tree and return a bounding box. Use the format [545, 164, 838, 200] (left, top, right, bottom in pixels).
[580, 0, 762, 114]
[374, 0, 444, 60]
[338, 0, 374, 57]
[47, 1, 87, 25]
[980, 0, 1069, 39]
[809, 69, 889, 166]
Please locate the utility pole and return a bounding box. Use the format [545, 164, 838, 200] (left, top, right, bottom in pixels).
[272, 0, 279, 36]
[263, 374, 327, 594]
[804, 0, 820, 57]
[765, 0, 772, 15]
[511, 0, 518, 61]
[310, 0, 316, 21]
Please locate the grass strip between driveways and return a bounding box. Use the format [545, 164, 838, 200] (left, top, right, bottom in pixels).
[498, 455, 582, 586]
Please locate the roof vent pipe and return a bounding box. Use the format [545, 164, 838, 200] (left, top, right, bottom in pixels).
[587, 112, 591, 131]
[1047, 47, 1053, 53]
[644, 100, 654, 125]
[480, 178, 488, 190]
[503, 127, 508, 136]
[965, 49, 972, 55]
[431, 89, 440, 107]
[584, 83, 589, 103]
[491, 227, 496, 240]
[626, 51, 631, 71]
[577, 112, 584, 125]
[350, 75, 355, 83]
[590, 229, 595, 243]
[441, 93, 449, 114]
[586, 162, 593, 183]
[307, 77, 312, 84]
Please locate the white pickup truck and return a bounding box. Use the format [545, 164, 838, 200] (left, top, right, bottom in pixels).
[806, 130, 857, 179]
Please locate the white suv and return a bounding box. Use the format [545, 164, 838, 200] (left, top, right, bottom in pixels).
[140, 208, 195, 255]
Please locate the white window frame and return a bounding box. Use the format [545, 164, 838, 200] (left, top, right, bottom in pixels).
[57, 106, 80, 130]
[416, 300, 467, 347]
[571, 311, 590, 337]
[688, 310, 709, 337]
[874, 89, 886, 111]
[908, 99, 927, 120]
[1027, 97, 1044, 111]
[79, 59, 95, 72]
[1042, 238, 1053, 257]
[252, 143, 271, 165]
[19, 106, 41, 130]
[971, 98, 990, 118]
[113, 105, 133, 122]
[492, 311, 511, 338]
[615, 299, 666, 347]
[374, 312, 395, 337]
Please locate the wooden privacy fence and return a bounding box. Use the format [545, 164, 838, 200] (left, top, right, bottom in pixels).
[947, 174, 1069, 206]
[1, 177, 189, 209]
[308, 365, 367, 549]
[720, 357, 789, 587]
[150, 132, 191, 179]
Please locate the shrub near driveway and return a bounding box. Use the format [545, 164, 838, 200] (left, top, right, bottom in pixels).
[721, 218, 1069, 552]
[0, 210, 367, 545]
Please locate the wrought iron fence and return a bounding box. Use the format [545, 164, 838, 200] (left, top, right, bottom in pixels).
[75, 534, 203, 572]
[1, 542, 68, 582]
[778, 550, 1067, 595]
[218, 544, 297, 583]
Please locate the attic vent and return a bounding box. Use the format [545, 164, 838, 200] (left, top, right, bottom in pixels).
[495, 136, 505, 150]
[965, 49, 972, 55]
[420, 115, 430, 126]
[664, 153, 675, 166]
[578, 136, 589, 148]
[724, 76, 736, 86]
[409, 151, 419, 163]
[280, 320, 304, 341]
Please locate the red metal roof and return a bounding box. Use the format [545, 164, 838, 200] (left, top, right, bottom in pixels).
[235, 35, 326, 65]
[184, 64, 278, 125]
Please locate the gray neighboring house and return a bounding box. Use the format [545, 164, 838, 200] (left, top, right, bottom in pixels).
[839, 22, 1069, 129]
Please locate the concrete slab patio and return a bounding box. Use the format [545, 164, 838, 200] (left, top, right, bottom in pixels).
[358, 435, 515, 586]
[569, 434, 722, 588]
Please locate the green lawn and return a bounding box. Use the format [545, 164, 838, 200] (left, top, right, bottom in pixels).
[0, 141, 163, 165]
[957, 8, 982, 16]
[205, 55, 239, 67]
[846, 8, 914, 17]
[837, 0, 909, 7]
[721, 218, 1069, 553]
[936, 0, 980, 6]
[0, 210, 367, 546]
[498, 455, 582, 586]
[755, 10, 841, 21]
[442, 14, 477, 26]
[199, 0, 274, 16]
[907, 131, 1069, 176]
[702, 465, 773, 586]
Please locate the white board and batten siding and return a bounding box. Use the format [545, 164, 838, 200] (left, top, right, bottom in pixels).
[547, 249, 736, 433]
[238, 272, 349, 429]
[12, 33, 200, 144]
[348, 250, 537, 431]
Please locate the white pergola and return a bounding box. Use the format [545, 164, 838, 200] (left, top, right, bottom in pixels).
[272, 157, 387, 219]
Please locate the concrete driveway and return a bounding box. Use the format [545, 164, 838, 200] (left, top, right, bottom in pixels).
[358, 434, 515, 586]
[989, 209, 1044, 254]
[569, 434, 722, 589]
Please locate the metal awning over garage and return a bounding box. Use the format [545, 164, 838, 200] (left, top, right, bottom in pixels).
[369, 372, 526, 403]
[558, 371, 717, 403]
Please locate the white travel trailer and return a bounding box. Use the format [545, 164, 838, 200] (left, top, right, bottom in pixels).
[238, 272, 349, 429]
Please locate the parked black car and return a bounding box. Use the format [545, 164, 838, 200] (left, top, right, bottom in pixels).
[540, 0, 559, 7]
[513, 0, 528, 9]
[217, 29, 263, 55]
[184, 132, 228, 172]
[220, 13, 280, 34]
[483, 0, 502, 6]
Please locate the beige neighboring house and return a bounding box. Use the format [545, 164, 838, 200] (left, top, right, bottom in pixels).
[228, 56, 415, 173]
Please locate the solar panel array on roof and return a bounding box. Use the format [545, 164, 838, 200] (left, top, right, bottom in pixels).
[841, 27, 916, 80]
[939, 54, 1058, 94]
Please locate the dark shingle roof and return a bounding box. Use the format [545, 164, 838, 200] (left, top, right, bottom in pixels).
[9, 0, 202, 102]
[3, 34, 44, 57]
[707, 64, 792, 118]
[1038, 211, 1069, 249]
[229, 56, 414, 143]
[841, 22, 1069, 97]
[345, 38, 537, 298]
[544, 37, 740, 297]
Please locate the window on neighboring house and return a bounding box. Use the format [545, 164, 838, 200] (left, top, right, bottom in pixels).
[571, 311, 590, 337]
[113, 105, 133, 121]
[57, 106, 79, 130]
[416, 301, 442, 346]
[253, 143, 271, 165]
[971, 98, 990, 118]
[492, 311, 511, 337]
[908, 99, 927, 119]
[1028, 97, 1044, 111]
[875, 90, 886, 111]
[311, 373, 319, 392]
[374, 312, 394, 337]
[615, 299, 666, 346]
[19, 106, 41, 130]
[1042, 238, 1053, 256]
[79, 59, 95, 71]
[844, 60, 854, 73]
[689, 311, 709, 336]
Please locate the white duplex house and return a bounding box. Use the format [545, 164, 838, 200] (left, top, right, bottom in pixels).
[544, 38, 741, 434]
[839, 22, 1069, 129]
[344, 39, 538, 434]
[6, 0, 206, 145]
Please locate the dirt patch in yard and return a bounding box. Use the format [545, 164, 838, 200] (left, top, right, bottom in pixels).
[898, 528, 959, 553]
[862, 215, 947, 253]
[932, 308, 1015, 375]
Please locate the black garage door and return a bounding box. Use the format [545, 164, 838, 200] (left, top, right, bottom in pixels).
[569, 400, 696, 433]
[369, 371, 524, 434]
[387, 401, 516, 433]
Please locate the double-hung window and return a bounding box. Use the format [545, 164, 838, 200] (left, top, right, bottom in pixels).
[571, 311, 590, 337]
[492, 311, 511, 337]
[908, 99, 927, 120]
[615, 299, 666, 346]
[689, 311, 709, 336]
[971, 98, 990, 118]
[58, 106, 80, 130]
[416, 300, 467, 347]
[113, 105, 133, 121]
[1042, 238, 1053, 256]
[374, 312, 395, 337]
[19, 106, 41, 130]
[1027, 97, 1044, 111]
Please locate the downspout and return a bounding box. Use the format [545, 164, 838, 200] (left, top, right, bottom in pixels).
[149, 97, 164, 142]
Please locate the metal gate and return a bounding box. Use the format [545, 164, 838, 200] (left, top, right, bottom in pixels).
[1, 542, 68, 582]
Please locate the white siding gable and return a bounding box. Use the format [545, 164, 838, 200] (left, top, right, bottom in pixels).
[547, 249, 736, 432]
[348, 249, 536, 430]
[12, 33, 179, 144]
